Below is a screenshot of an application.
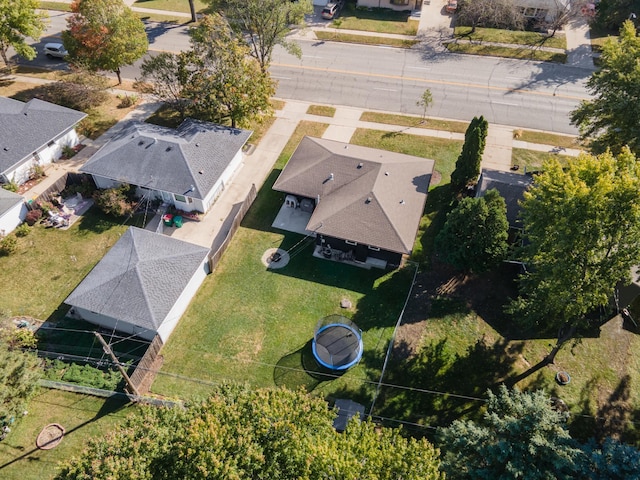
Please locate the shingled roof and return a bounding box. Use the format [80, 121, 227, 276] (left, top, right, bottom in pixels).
[476, 169, 533, 228]
[0, 188, 23, 218]
[80, 119, 252, 199]
[65, 227, 210, 333]
[0, 97, 86, 176]
[273, 137, 434, 254]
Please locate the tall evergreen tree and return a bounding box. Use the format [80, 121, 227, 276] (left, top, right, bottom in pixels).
[451, 116, 489, 191]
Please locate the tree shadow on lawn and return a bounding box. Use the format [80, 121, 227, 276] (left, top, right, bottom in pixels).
[274, 340, 347, 392]
[371, 336, 523, 429]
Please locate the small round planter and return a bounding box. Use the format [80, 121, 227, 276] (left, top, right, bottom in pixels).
[556, 371, 571, 386]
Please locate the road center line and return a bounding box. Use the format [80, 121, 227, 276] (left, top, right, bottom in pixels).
[270, 62, 587, 101]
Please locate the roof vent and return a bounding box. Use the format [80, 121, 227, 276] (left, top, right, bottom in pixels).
[385, 171, 389, 176]
[400, 199, 405, 205]
[198, 170, 204, 174]
[344, 145, 348, 149]
[365, 197, 372, 204]
[357, 162, 363, 169]
[3, 147, 8, 151]
[195, 143, 200, 147]
[329, 173, 334, 181]
[166, 146, 172, 152]
[138, 140, 145, 146]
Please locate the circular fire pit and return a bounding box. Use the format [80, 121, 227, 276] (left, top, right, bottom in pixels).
[36, 423, 65, 450]
[261, 248, 290, 269]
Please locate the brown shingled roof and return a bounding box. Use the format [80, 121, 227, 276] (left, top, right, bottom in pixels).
[273, 137, 434, 254]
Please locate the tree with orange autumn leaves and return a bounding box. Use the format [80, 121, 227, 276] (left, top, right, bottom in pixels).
[62, 0, 147, 84]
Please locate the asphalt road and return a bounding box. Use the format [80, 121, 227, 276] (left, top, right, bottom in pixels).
[19, 10, 591, 134]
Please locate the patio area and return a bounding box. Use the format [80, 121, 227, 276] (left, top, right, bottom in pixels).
[271, 202, 315, 236]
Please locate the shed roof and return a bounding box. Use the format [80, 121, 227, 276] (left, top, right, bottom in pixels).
[0, 188, 24, 217]
[65, 227, 210, 333]
[273, 137, 434, 254]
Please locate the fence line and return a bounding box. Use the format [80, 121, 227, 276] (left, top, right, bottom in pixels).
[128, 335, 164, 395]
[31, 173, 95, 204]
[39, 379, 181, 408]
[208, 183, 257, 272]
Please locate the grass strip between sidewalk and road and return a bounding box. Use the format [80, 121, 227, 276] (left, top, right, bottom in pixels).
[445, 42, 567, 63]
[360, 112, 469, 134]
[515, 130, 582, 150]
[454, 26, 567, 49]
[315, 31, 418, 48]
[307, 105, 336, 117]
[511, 148, 574, 171]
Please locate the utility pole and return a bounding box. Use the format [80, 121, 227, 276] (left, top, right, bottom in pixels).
[94, 332, 140, 397]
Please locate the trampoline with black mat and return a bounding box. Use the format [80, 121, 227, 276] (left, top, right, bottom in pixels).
[312, 315, 363, 371]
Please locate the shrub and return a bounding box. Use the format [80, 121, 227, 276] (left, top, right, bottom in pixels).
[43, 361, 123, 390]
[1, 327, 37, 349]
[25, 209, 42, 226]
[29, 164, 45, 180]
[34, 81, 109, 112]
[117, 94, 138, 108]
[37, 201, 54, 216]
[94, 184, 134, 217]
[62, 145, 76, 159]
[2, 180, 18, 192]
[0, 236, 18, 255]
[14, 223, 31, 237]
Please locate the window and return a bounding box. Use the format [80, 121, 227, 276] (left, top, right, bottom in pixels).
[174, 194, 187, 203]
[345, 240, 358, 246]
[368, 245, 380, 251]
[390, 0, 409, 4]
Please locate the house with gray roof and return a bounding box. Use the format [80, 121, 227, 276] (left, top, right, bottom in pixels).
[0, 97, 86, 186]
[272, 137, 434, 269]
[0, 188, 27, 237]
[65, 227, 210, 343]
[475, 168, 533, 231]
[80, 120, 252, 214]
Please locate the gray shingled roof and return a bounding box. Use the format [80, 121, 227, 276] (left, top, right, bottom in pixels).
[64, 227, 210, 333]
[0, 188, 24, 217]
[272, 137, 434, 254]
[80, 120, 252, 199]
[476, 169, 533, 227]
[0, 97, 86, 176]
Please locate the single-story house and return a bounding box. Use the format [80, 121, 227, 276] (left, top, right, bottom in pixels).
[355, 0, 418, 12]
[65, 227, 210, 342]
[272, 136, 434, 269]
[0, 188, 27, 236]
[476, 168, 533, 236]
[0, 97, 86, 186]
[80, 120, 252, 214]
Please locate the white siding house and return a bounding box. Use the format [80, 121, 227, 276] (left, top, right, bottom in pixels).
[0, 189, 27, 237]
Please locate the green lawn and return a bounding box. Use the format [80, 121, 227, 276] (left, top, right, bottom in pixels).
[315, 31, 418, 48]
[0, 209, 138, 321]
[334, 3, 418, 35]
[0, 389, 134, 480]
[360, 112, 470, 134]
[446, 42, 567, 63]
[454, 26, 567, 50]
[515, 130, 582, 150]
[511, 148, 575, 171]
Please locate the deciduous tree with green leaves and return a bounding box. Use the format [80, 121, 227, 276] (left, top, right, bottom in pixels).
[571, 20, 640, 156]
[439, 385, 585, 480]
[435, 189, 509, 272]
[0, 341, 40, 434]
[62, 0, 148, 85]
[0, 0, 48, 66]
[450, 116, 489, 192]
[54, 385, 444, 479]
[511, 148, 640, 332]
[183, 14, 274, 127]
[205, 0, 312, 71]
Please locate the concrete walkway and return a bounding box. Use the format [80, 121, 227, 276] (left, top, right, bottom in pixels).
[564, 18, 594, 69]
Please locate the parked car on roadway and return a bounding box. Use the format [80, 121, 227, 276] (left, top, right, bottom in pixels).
[322, 3, 340, 19]
[44, 43, 68, 59]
